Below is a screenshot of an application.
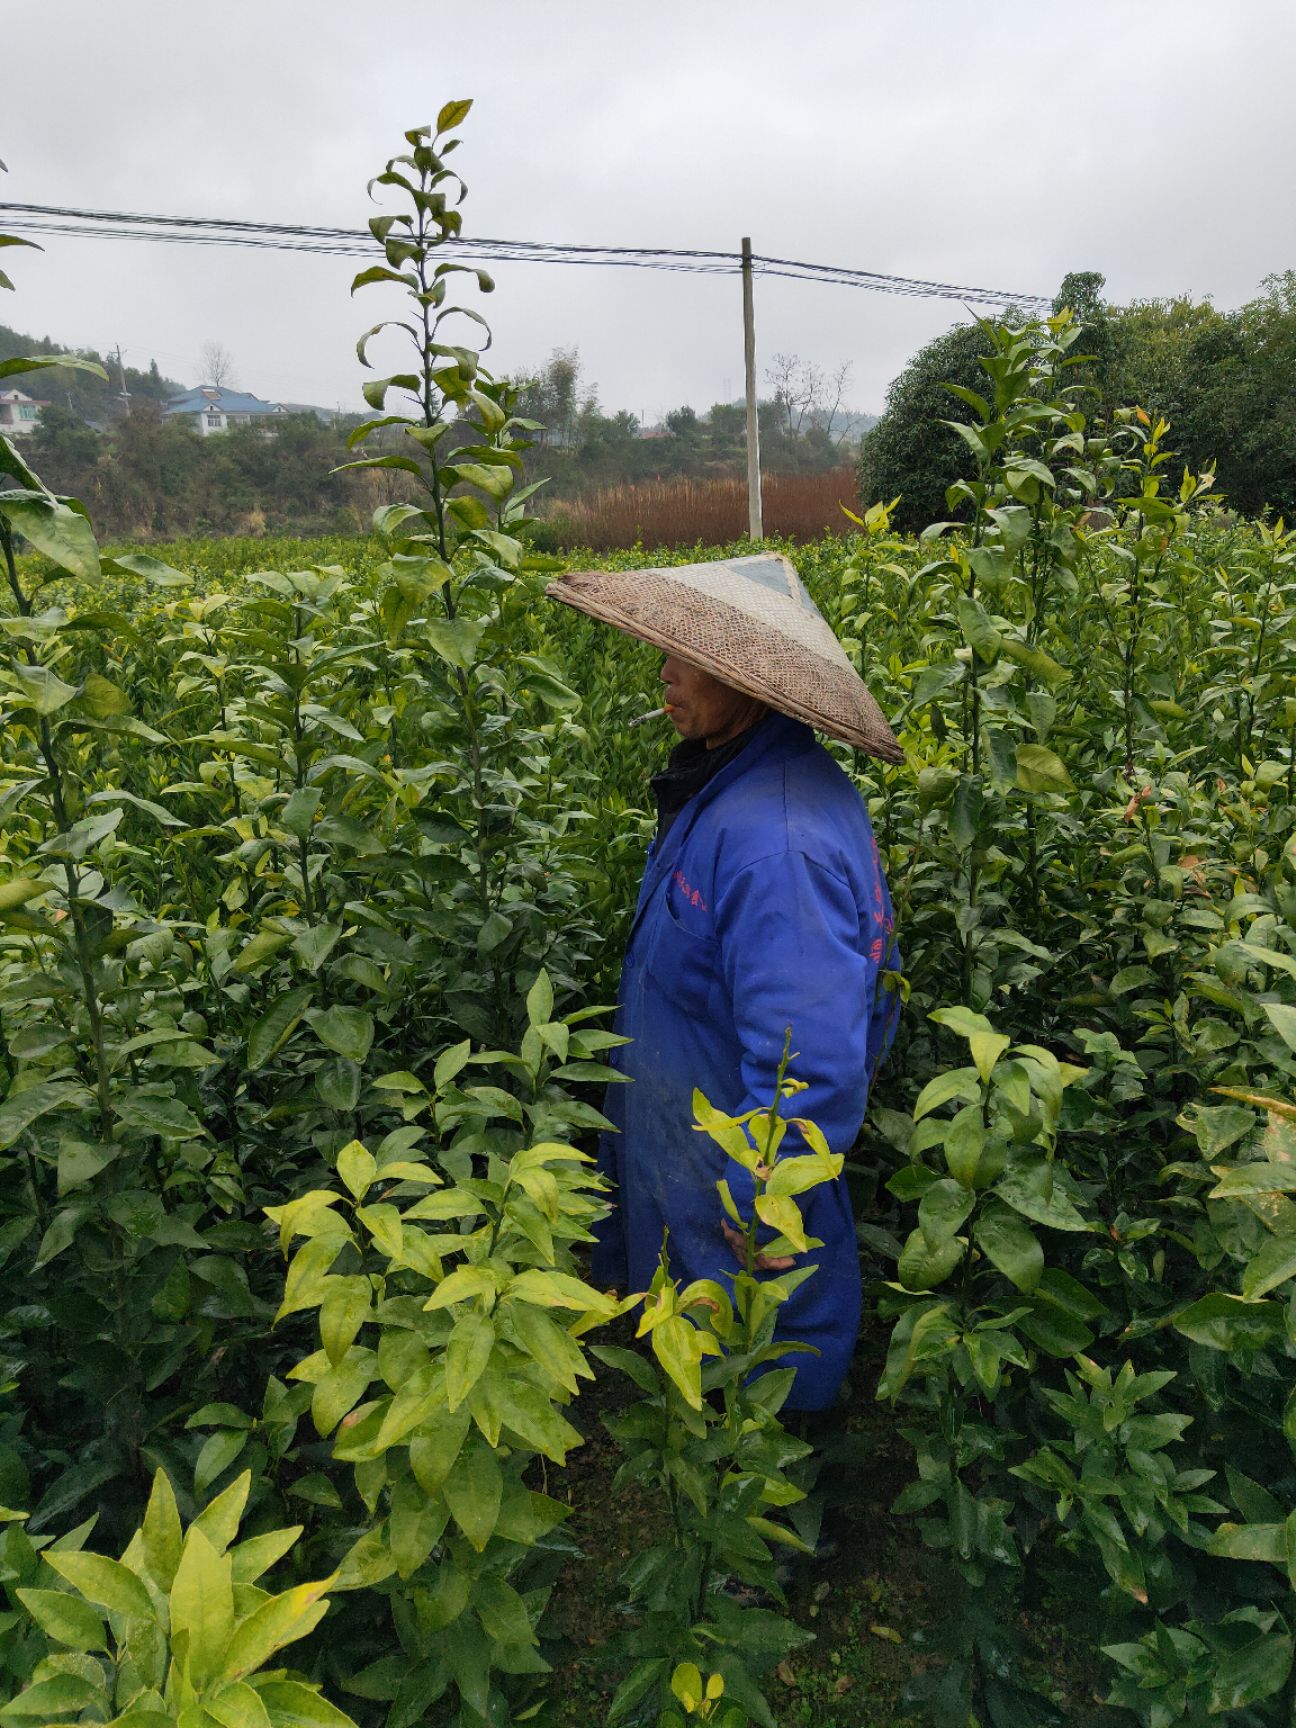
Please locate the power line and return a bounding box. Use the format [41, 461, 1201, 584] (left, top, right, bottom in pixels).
[0, 200, 1052, 311]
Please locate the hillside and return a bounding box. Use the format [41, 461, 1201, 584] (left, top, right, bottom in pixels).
[0, 321, 183, 421]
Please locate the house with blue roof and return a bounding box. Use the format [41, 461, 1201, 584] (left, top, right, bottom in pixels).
[163, 385, 287, 436]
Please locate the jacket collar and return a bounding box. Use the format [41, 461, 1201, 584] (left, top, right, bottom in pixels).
[629, 711, 813, 943]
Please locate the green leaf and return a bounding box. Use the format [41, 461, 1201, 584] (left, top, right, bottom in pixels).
[878, 1302, 955, 1399]
[46, 1549, 154, 1620]
[445, 1312, 495, 1412]
[436, 98, 473, 131]
[474, 1573, 534, 1647]
[1175, 1292, 1284, 1351]
[1211, 1162, 1296, 1197]
[492, 1376, 583, 1463]
[607, 1657, 672, 1724]
[312, 1349, 378, 1437]
[913, 1066, 981, 1121]
[305, 1005, 374, 1063]
[104, 550, 188, 586]
[1015, 743, 1075, 795]
[195, 1429, 248, 1497]
[14, 1586, 107, 1652]
[320, 1277, 371, 1366]
[477, 909, 512, 955]
[247, 986, 313, 1070]
[0, 353, 108, 383]
[289, 924, 344, 978]
[974, 1204, 1044, 1293]
[220, 1578, 332, 1681]
[898, 1226, 965, 1291]
[0, 877, 50, 915]
[508, 1302, 590, 1395]
[256, 1680, 357, 1727]
[79, 671, 131, 718]
[453, 461, 513, 501]
[0, 493, 100, 580]
[917, 1178, 975, 1249]
[141, 1469, 183, 1592]
[170, 1525, 234, 1687]
[7, 661, 79, 716]
[281, 786, 321, 839]
[409, 1407, 472, 1497]
[337, 1140, 377, 1202]
[995, 1160, 1091, 1231]
[0, 1672, 99, 1720]
[1264, 1002, 1296, 1053]
[526, 968, 554, 1030]
[231, 930, 293, 974]
[1209, 1522, 1285, 1562]
[996, 636, 1070, 689]
[434, 1039, 472, 1091]
[33, 1202, 93, 1268]
[944, 1105, 986, 1187]
[949, 774, 982, 850]
[1242, 1234, 1296, 1300]
[114, 1088, 203, 1142]
[426, 614, 487, 671]
[1209, 1627, 1293, 1714]
[650, 1314, 705, 1411]
[955, 595, 1001, 663]
[443, 1442, 503, 1552]
[191, 1472, 252, 1554]
[0, 1080, 91, 1150]
[230, 1527, 303, 1586]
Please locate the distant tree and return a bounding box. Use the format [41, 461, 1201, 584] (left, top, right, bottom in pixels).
[27, 404, 102, 497]
[1099, 295, 1227, 424]
[813, 361, 854, 445]
[199, 340, 237, 389]
[1172, 273, 1296, 518]
[856, 319, 995, 530]
[664, 404, 702, 442]
[765, 352, 820, 437]
[513, 346, 591, 446]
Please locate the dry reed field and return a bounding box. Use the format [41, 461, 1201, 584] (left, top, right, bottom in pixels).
[544, 466, 859, 548]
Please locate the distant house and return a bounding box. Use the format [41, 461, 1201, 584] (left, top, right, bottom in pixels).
[278, 401, 335, 425]
[163, 385, 287, 437]
[0, 388, 48, 437]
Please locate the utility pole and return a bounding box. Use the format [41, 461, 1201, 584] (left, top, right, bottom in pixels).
[741, 237, 762, 540]
[112, 343, 130, 406]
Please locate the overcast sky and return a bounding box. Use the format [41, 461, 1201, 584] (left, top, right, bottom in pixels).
[4, 1, 1293, 422]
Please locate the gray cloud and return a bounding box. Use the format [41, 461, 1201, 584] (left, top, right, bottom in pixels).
[5, 0, 1293, 420]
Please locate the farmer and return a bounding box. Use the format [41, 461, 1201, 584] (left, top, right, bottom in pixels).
[547, 552, 903, 1411]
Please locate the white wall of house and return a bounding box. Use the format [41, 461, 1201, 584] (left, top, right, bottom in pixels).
[0, 391, 45, 438]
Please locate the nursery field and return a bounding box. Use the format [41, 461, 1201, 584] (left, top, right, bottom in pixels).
[5, 110, 1296, 1728]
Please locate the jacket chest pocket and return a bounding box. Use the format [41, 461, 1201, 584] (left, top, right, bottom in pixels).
[643, 889, 723, 1022]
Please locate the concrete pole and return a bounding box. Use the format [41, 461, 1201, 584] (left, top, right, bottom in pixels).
[741, 237, 763, 540]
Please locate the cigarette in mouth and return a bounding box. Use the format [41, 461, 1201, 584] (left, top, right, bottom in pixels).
[629, 705, 671, 728]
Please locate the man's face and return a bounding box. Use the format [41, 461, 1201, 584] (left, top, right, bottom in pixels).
[659, 654, 766, 749]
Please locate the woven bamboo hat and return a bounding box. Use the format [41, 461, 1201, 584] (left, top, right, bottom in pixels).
[547, 552, 903, 762]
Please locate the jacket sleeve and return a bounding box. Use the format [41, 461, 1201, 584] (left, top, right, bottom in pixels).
[712, 847, 882, 1217]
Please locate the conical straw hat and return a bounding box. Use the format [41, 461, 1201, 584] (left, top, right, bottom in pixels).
[547, 552, 903, 762]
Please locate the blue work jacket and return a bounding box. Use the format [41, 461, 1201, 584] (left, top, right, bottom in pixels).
[593, 711, 899, 1410]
